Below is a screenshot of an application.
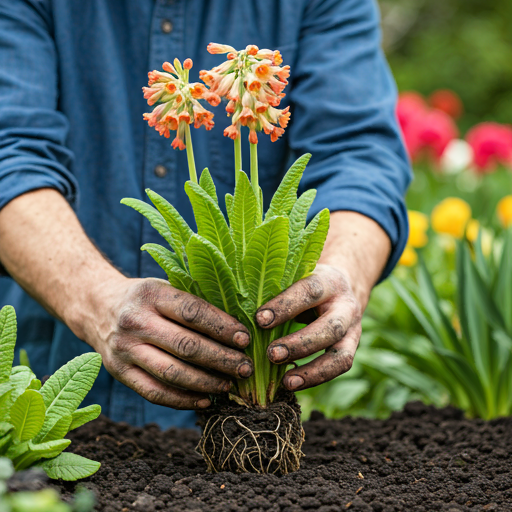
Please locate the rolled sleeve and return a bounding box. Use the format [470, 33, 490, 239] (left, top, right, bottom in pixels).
[0, 1, 78, 211]
[290, 0, 411, 280]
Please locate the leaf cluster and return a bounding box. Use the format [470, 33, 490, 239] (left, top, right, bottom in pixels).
[0, 306, 102, 481]
[121, 154, 330, 405]
[383, 231, 512, 419]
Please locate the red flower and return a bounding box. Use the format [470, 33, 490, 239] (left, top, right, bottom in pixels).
[429, 89, 463, 119]
[466, 122, 512, 172]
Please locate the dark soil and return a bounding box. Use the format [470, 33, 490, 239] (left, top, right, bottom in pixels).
[196, 391, 303, 474]
[53, 402, 512, 512]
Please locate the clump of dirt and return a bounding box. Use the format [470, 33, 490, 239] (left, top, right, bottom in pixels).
[196, 391, 304, 475]
[52, 402, 512, 511]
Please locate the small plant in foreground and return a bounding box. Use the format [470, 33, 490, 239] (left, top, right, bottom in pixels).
[122, 44, 329, 474]
[0, 306, 102, 480]
[384, 230, 512, 419]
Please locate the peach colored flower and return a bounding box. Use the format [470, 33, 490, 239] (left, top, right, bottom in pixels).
[200, 43, 291, 143]
[142, 58, 215, 149]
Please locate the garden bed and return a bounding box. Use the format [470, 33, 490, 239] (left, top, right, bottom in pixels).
[55, 402, 511, 512]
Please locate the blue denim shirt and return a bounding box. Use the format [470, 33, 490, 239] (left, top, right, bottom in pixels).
[0, 0, 411, 428]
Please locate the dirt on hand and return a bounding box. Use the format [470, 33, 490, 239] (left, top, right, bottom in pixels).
[54, 402, 512, 511]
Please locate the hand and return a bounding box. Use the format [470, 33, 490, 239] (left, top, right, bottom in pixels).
[85, 277, 254, 410]
[256, 264, 362, 391]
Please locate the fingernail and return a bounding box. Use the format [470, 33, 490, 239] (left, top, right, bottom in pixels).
[196, 398, 211, 408]
[221, 381, 232, 392]
[287, 375, 304, 390]
[237, 361, 253, 378]
[269, 344, 289, 363]
[256, 309, 275, 327]
[233, 331, 250, 348]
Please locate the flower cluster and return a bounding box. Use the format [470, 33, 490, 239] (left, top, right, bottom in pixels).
[200, 43, 291, 143]
[142, 58, 215, 150]
[466, 123, 512, 173]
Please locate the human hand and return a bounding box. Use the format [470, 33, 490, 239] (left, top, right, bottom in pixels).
[86, 277, 253, 410]
[256, 264, 362, 391]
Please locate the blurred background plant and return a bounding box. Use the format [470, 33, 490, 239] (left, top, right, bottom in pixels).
[297, 0, 512, 420]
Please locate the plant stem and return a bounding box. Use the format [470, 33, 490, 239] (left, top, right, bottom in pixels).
[185, 124, 198, 183]
[250, 142, 259, 199]
[234, 135, 242, 183]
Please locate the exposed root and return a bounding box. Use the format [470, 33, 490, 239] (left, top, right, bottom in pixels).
[196, 401, 304, 475]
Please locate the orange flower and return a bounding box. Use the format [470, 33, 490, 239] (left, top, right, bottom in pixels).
[200, 43, 291, 144]
[142, 58, 215, 149]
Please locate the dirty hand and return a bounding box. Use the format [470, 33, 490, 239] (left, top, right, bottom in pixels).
[89, 278, 253, 410]
[256, 264, 362, 391]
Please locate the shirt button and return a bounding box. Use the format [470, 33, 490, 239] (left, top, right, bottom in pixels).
[161, 19, 173, 34]
[154, 165, 168, 178]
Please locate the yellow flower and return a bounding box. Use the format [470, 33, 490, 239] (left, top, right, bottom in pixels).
[431, 197, 472, 239]
[408, 210, 429, 248]
[497, 195, 512, 228]
[465, 219, 493, 256]
[399, 246, 418, 266]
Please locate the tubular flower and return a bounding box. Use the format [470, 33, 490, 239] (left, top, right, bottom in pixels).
[142, 58, 215, 149]
[407, 210, 429, 248]
[399, 246, 418, 267]
[497, 195, 512, 229]
[201, 43, 291, 143]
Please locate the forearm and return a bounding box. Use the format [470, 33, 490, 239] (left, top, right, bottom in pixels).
[0, 188, 126, 339]
[319, 211, 391, 309]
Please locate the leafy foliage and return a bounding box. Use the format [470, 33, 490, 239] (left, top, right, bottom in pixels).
[0, 306, 102, 480]
[122, 154, 329, 405]
[379, 232, 512, 419]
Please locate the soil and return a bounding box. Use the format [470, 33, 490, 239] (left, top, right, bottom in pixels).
[51, 402, 511, 512]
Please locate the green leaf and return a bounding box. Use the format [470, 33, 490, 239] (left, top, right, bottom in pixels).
[120, 198, 176, 250]
[146, 189, 194, 264]
[40, 415, 72, 442]
[243, 216, 289, 310]
[265, 153, 311, 219]
[10, 389, 45, 442]
[27, 379, 41, 391]
[494, 231, 512, 333]
[9, 366, 38, 404]
[0, 423, 14, 454]
[282, 208, 330, 288]
[14, 439, 71, 471]
[141, 243, 201, 296]
[0, 457, 13, 481]
[69, 404, 101, 431]
[0, 383, 12, 422]
[186, 235, 241, 317]
[18, 349, 30, 369]
[185, 181, 236, 269]
[288, 189, 316, 251]
[199, 168, 218, 203]
[0, 306, 16, 384]
[37, 452, 100, 481]
[231, 171, 259, 286]
[225, 193, 234, 223]
[36, 353, 102, 443]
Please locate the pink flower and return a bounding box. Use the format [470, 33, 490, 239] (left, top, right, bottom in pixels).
[429, 89, 463, 119]
[466, 122, 512, 172]
[396, 92, 458, 163]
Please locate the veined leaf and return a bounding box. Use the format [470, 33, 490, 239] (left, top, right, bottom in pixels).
[0, 382, 12, 421]
[40, 415, 72, 443]
[10, 389, 45, 442]
[0, 422, 13, 454]
[185, 181, 236, 269]
[37, 452, 100, 481]
[0, 306, 16, 384]
[120, 198, 176, 251]
[10, 366, 38, 404]
[14, 439, 71, 471]
[288, 190, 316, 251]
[243, 216, 289, 310]
[19, 349, 31, 369]
[225, 193, 234, 224]
[232, 171, 259, 286]
[186, 235, 241, 317]
[27, 379, 41, 391]
[282, 208, 329, 288]
[69, 404, 101, 431]
[265, 153, 311, 219]
[199, 168, 218, 203]
[35, 353, 102, 442]
[141, 243, 202, 296]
